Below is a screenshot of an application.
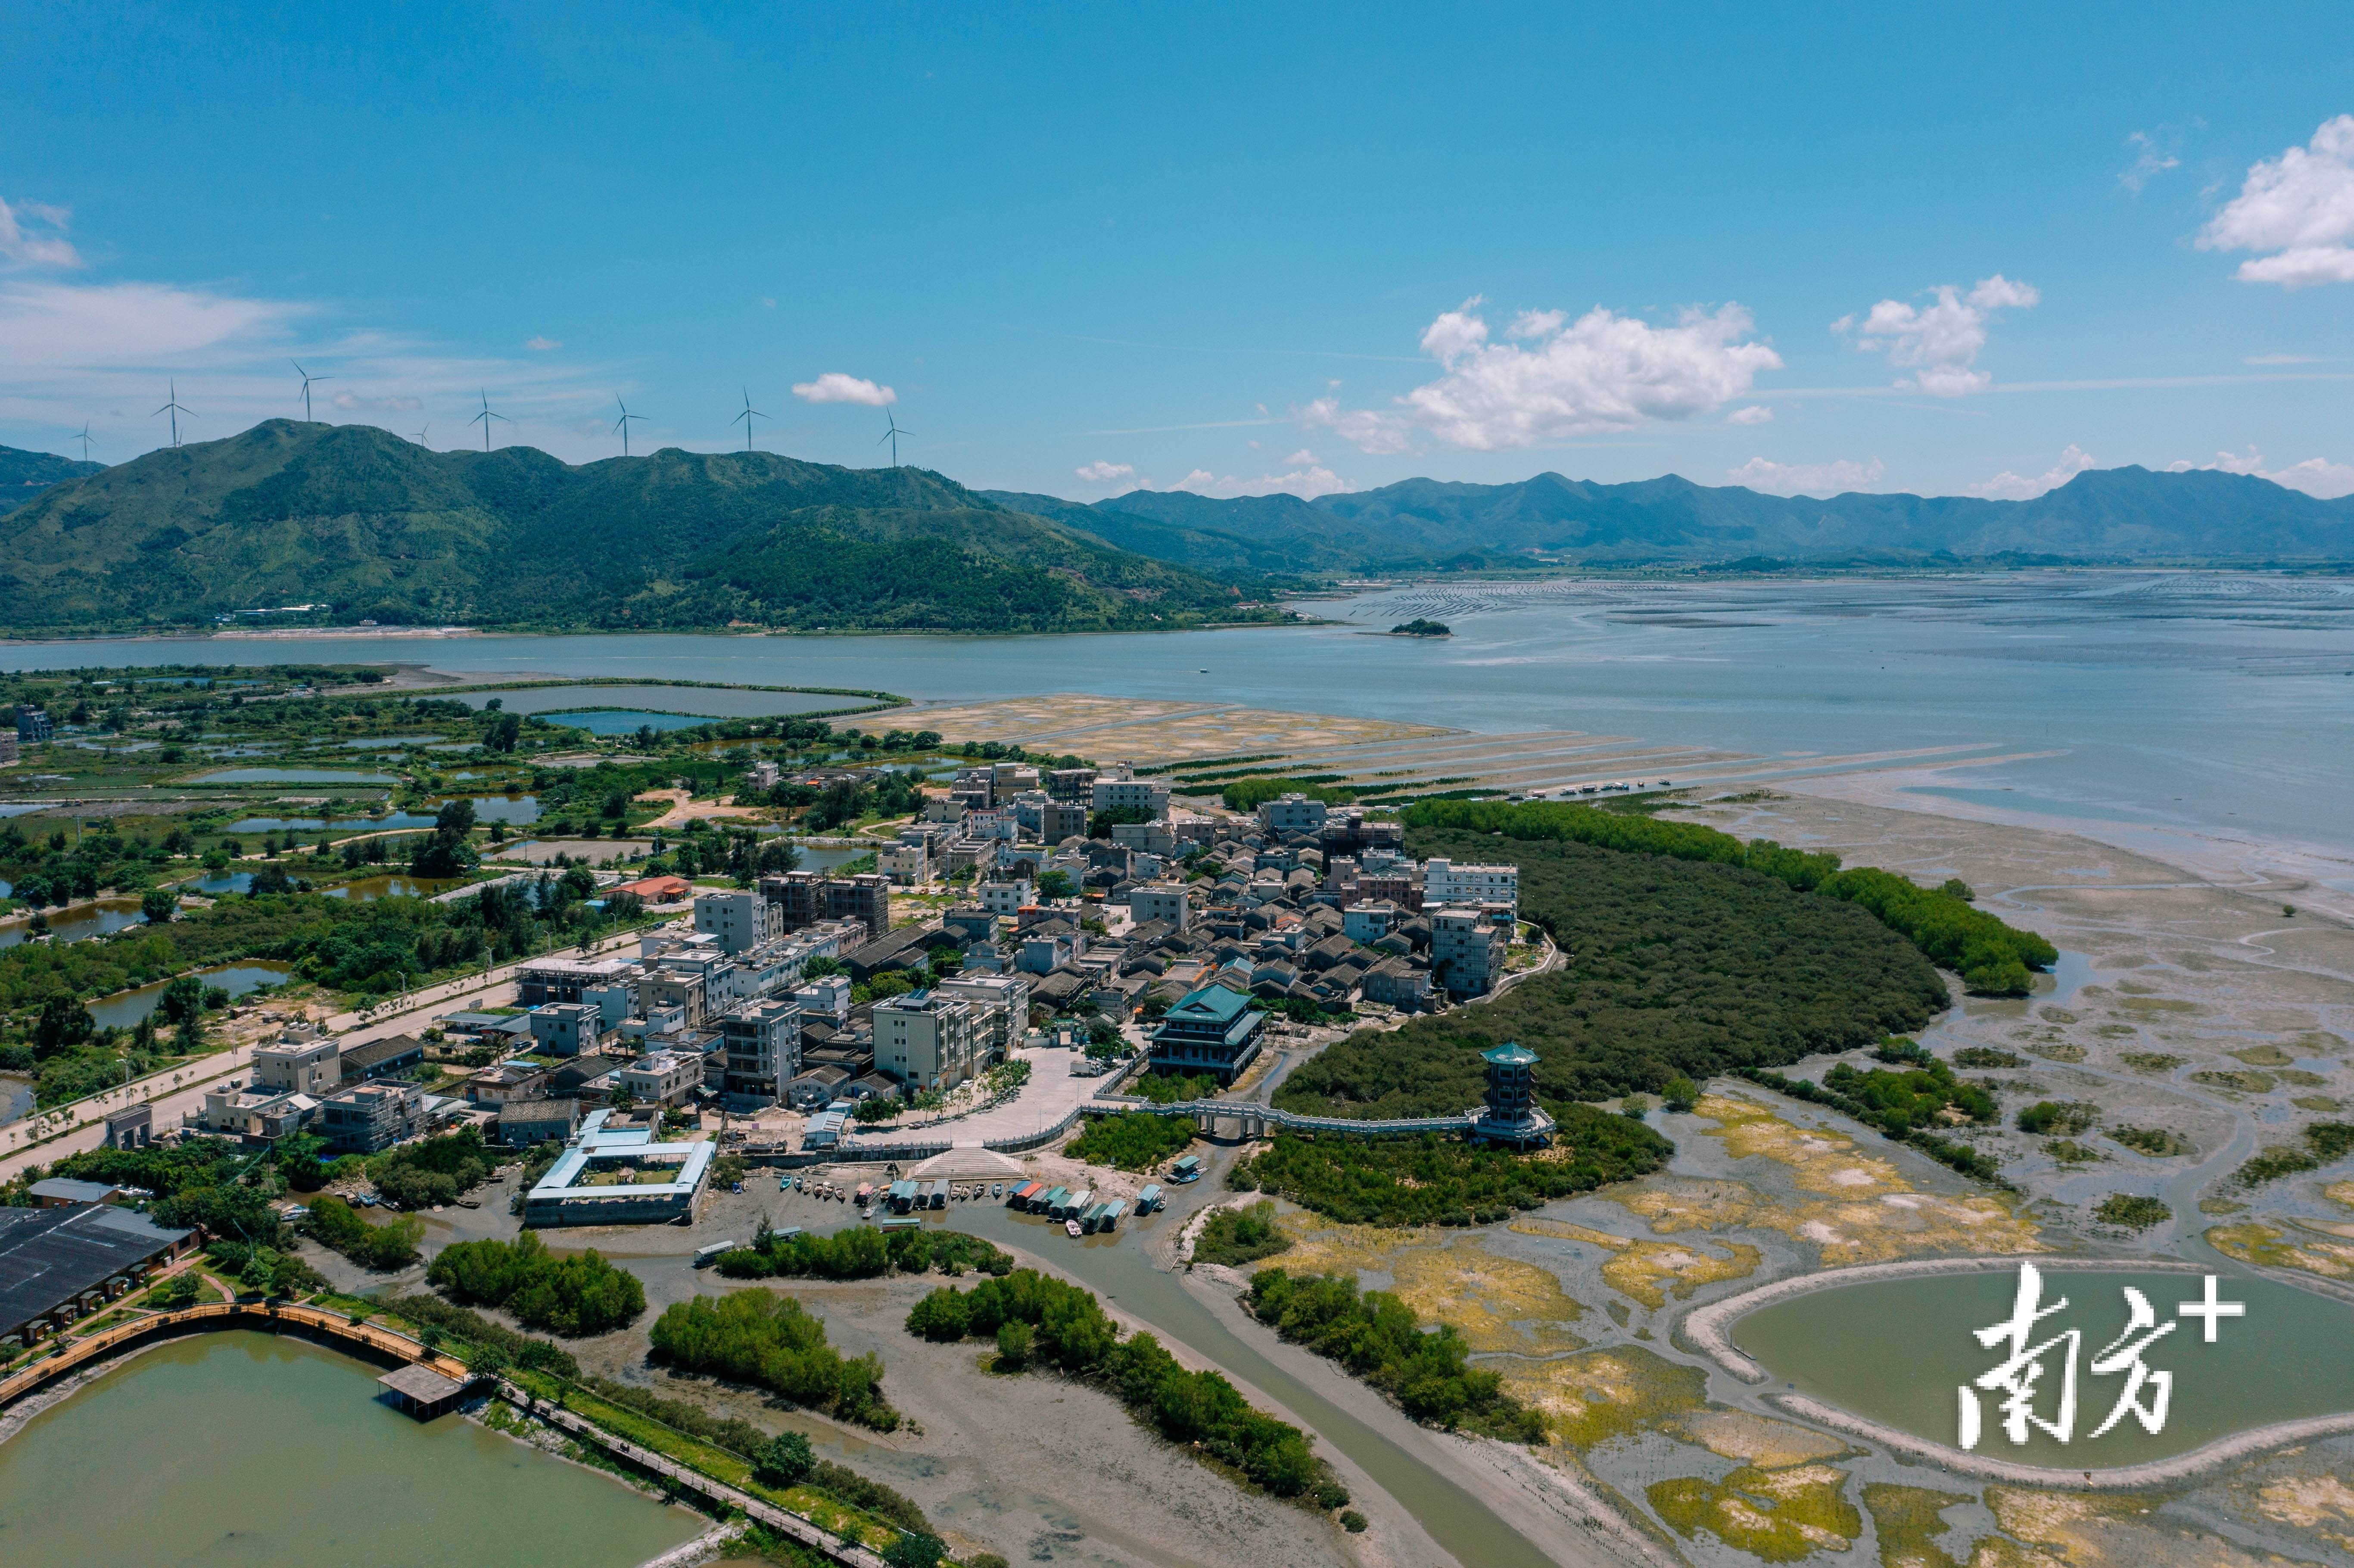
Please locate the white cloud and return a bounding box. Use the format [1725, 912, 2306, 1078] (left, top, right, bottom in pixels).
[1727, 404, 1773, 426]
[792, 372, 896, 406]
[1725, 456, 1887, 497]
[1836, 275, 2038, 396]
[1966, 444, 2097, 500]
[524, 335, 562, 351]
[1074, 460, 1134, 483]
[1284, 448, 1317, 466]
[2201, 115, 2354, 286]
[1174, 462, 1349, 501]
[2168, 446, 2354, 499]
[2119, 131, 2180, 195]
[0, 196, 82, 269]
[2246, 352, 2325, 364]
[1302, 298, 1779, 454]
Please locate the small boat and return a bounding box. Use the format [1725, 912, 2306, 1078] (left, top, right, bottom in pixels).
[1065, 1218, 1082, 1238]
[991, 1182, 1003, 1197]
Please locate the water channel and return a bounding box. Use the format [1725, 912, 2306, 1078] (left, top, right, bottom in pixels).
[1729, 1266, 2354, 1467]
[0, 1331, 702, 1567]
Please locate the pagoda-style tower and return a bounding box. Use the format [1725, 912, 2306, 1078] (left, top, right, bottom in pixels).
[1470, 1040, 1555, 1147]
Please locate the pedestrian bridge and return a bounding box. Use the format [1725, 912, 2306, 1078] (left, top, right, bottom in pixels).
[1086, 1095, 1479, 1140]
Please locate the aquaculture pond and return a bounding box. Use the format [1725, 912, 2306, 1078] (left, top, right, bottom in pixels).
[190, 768, 401, 785]
[535, 709, 710, 734]
[86, 962, 292, 1029]
[0, 1332, 701, 1568]
[0, 897, 146, 950]
[1731, 1266, 2354, 1467]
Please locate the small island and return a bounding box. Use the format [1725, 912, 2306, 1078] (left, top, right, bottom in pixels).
[1390, 618, 1452, 637]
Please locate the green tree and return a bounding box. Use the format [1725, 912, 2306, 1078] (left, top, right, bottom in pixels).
[1660, 1075, 1700, 1114]
[31, 993, 97, 1060]
[994, 1319, 1033, 1369]
[140, 886, 181, 924]
[753, 1430, 814, 1489]
[1034, 869, 1075, 900]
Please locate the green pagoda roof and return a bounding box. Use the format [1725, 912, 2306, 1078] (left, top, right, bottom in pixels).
[1482, 1041, 1538, 1066]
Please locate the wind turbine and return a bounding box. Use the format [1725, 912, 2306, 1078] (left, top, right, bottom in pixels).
[469, 389, 512, 451]
[74, 422, 93, 461]
[411, 423, 430, 445]
[731, 388, 766, 452]
[290, 360, 333, 422]
[153, 380, 195, 447]
[876, 409, 912, 467]
[612, 395, 647, 457]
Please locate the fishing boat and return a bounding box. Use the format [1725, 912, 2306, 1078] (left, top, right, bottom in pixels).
[1065, 1218, 1082, 1238]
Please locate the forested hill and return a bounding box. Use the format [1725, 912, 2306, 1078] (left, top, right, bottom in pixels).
[0, 444, 104, 517]
[1030, 466, 2354, 572]
[0, 421, 1283, 634]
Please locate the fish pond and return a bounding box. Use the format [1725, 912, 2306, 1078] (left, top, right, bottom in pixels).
[0, 1332, 701, 1568]
[86, 962, 292, 1029]
[1731, 1265, 2354, 1468]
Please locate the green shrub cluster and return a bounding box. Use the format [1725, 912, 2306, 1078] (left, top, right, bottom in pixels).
[1401, 800, 2056, 993]
[902, 1268, 1344, 1506]
[1734, 1067, 2005, 1183]
[1277, 833, 1948, 1120]
[1219, 776, 1360, 813]
[1067, 1112, 1196, 1171]
[371, 1126, 511, 1210]
[1248, 1267, 1544, 1440]
[303, 1195, 422, 1270]
[1952, 1046, 2025, 1069]
[714, 1221, 1012, 1282]
[1130, 1070, 1221, 1105]
[1233, 1114, 1670, 1228]
[1192, 1201, 1293, 1269]
[2092, 1194, 2171, 1230]
[1823, 1053, 1998, 1133]
[381, 1292, 581, 1378]
[649, 1289, 897, 1431]
[426, 1232, 647, 1336]
[2016, 1100, 2098, 1136]
[2235, 1122, 2354, 1187]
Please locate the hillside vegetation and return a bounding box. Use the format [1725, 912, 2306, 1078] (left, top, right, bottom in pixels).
[0, 421, 1284, 634]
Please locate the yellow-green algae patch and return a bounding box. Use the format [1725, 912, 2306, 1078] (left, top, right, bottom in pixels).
[1273, 1217, 1588, 1355]
[2205, 1221, 2354, 1280]
[1647, 1463, 1861, 1562]
[2256, 1474, 2354, 1549]
[1980, 1486, 2282, 1568]
[1599, 1095, 2041, 1263]
[1862, 1483, 1973, 1568]
[1678, 1409, 1850, 1468]
[1499, 1344, 1707, 1452]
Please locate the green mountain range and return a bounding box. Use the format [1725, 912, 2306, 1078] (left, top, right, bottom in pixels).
[0, 446, 103, 517]
[1006, 467, 2354, 572]
[0, 422, 1284, 635]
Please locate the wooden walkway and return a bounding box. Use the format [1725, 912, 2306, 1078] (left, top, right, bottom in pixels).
[0, 1299, 474, 1410]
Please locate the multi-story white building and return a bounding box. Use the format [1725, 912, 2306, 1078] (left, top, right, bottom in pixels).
[617, 1048, 702, 1107]
[1256, 793, 1330, 835]
[979, 878, 1033, 916]
[1429, 906, 1509, 998]
[793, 973, 851, 1020]
[934, 973, 1032, 1060]
[718, 999, 801, 1109]
[1342, 899, 1400, 945]
[1421, 858, 1519, 914]
[878, 843, 929, 884]
[1090, 776, 1171, 822]
[1130, 883, 1192, 932]
[251, 1032, 340, 1096]
[694, 890, 777, 955]
[872, 991, 981, 1094]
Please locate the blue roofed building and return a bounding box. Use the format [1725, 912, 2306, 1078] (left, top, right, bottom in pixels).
[1146, 983, 1264, 1087]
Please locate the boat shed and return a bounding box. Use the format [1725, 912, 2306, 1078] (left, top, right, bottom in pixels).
[0, 1204, 195, 1349]
[377, 1362, 473, 1419]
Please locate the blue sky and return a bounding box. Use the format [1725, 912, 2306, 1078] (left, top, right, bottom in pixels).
[6, 2, 2354, 501]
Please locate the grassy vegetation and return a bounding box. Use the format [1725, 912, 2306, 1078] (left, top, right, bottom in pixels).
[1067, 1112, 1196, 1171]
[1129, 1070, 1221, 1105]
[1402, 800, 2058, 995]
[2109, 1126, 2189, 1157]
[648, 1288, 898, 1431]
[1248, 1266, 1543, 1439]
[1276, 832, 1949, 1118]
[1735, 1066, 2005, 1183]
[904, 1268, 1351, 1510]
[2093, 1194, 2172, 1230]
[2017, 1100, 2099, 1136]
[1233, 1115, 1672, 1227]
[1191, 1201, 1292, 1269]
[2234, 1121, 2354, 1186]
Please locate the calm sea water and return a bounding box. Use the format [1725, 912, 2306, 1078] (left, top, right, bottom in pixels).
[6, 571, 2349, 855]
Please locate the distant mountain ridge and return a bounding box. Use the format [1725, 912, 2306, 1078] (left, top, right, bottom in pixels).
[0, 423, 1279, 635]
[0, 446, 103, 517]
[996, 467, 2354, 572]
